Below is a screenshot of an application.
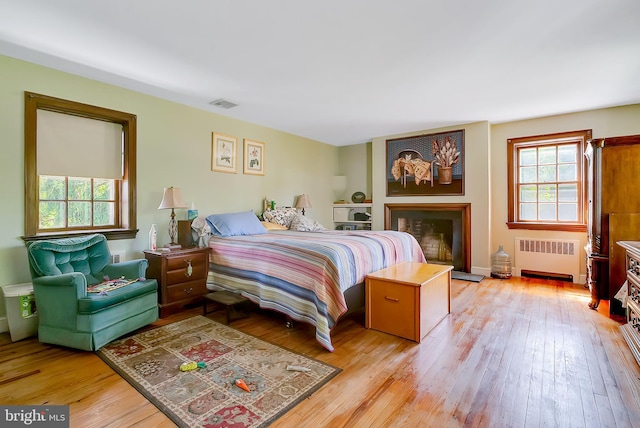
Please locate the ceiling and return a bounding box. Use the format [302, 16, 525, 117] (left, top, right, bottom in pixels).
[1, 0, 639, 146]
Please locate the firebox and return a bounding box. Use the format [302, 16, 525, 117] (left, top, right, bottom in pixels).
[385, 203, 471, 272]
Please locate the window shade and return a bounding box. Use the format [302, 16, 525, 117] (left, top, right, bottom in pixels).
[37, 109, 123, 179]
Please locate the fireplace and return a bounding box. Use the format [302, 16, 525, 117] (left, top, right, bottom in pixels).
[385, 203, 471, 272]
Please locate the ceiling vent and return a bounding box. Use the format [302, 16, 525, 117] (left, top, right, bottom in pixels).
[209, 98, 238, 109]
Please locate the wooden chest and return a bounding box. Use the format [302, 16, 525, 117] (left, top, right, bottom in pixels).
[365, 262, 452, 342]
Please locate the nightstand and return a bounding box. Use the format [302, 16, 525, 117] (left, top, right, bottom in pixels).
[144, 246, 209, 318]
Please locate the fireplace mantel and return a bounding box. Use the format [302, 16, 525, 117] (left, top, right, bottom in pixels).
[385, 203, 471, 272]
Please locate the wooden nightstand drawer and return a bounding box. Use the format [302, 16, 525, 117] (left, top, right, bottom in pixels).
[165, 253, 207, 286]
[165, 263, 207, 286]
[165, 251, 206, 270]
[165, 279, 208, 302]
[366, 262, 452, 342]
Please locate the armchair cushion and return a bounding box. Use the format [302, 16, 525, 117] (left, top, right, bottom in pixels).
[78, 279, 158, 313]
[27, 234, 111, 285]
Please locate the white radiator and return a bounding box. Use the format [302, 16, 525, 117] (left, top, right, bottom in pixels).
[514, 237, 580, 283]
[110, 250, 126, 264]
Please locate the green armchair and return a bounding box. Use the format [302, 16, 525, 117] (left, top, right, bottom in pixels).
[26, 234, 158, 351]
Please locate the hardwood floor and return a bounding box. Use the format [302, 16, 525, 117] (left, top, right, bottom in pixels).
[1, 276, 639, 427]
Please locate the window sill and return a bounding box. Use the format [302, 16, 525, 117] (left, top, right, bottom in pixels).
[506, 222, 586, 232]
[22, 229, 138, 243]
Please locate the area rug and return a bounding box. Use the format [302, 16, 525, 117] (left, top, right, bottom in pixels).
[96, 315, 341, 427]
[451, 271, 485, 282]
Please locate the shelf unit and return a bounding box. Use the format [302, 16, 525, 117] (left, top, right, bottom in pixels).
[332, 203, 372, 230]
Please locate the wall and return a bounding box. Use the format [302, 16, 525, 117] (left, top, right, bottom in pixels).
[0, 55, 338, 326]
[371, 122, 493, 276]
[490, 104, 640, 281]
[337, 142, 372, 202]
[366, 104, 640, 278]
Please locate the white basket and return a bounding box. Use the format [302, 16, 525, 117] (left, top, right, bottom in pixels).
[333, 208, 350, 222]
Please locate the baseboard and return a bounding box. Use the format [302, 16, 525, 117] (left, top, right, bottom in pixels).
[0, 316, 8, 333]
[470, 267, 586, 285]
[471, 267, 491, 277]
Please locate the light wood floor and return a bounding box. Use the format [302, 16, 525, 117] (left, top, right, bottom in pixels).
[1, 276, 639, 427]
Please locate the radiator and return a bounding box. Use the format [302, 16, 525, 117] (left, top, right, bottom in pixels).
[110, 250, 126, 264]
[514, 238, 580, 283]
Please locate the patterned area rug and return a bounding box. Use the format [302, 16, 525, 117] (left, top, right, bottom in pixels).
[96, 315, 341, 427]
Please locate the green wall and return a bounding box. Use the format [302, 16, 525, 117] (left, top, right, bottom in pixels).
[0, 54, 339, 315]
[337, 142, 372, 202]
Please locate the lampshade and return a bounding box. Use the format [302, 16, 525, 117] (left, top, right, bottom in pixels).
[295, 194, 312, 215]
[158, 187, 188, 210]
[295, 194, 312, 209]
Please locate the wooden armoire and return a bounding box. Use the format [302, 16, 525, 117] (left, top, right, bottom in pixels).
[585, 134, 640, 312]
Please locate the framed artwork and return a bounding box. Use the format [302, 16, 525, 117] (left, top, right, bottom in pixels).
[386, 129, 465, 196]
[243, 139, 265, 175]
[211, 133, 237, 173]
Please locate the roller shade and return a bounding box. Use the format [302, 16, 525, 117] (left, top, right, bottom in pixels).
[37, 109, 123, 179]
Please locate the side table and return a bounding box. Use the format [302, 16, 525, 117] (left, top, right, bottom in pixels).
[144, 246, 210, 317]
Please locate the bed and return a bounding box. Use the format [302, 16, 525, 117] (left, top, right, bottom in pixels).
[198, 210, 426, 351]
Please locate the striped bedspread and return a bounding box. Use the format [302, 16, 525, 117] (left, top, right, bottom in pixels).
[206, 229, 426, 351]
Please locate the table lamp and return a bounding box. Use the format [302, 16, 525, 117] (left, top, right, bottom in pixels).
[295, 194, 312, 215]
[158, 186, 188, 248]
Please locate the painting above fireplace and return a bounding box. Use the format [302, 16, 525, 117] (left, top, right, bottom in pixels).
[386, 130, 465, 196]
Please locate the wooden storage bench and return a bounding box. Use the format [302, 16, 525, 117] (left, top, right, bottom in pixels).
[365, 262, 452, 342]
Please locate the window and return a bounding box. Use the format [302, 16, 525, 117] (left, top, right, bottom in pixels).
[24, 92, 138, 240]
[39, 176, 119, 230]
[507, 130, 591, 232]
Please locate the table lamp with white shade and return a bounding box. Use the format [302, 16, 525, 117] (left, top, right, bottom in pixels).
[295, 194, 312, 215]
[158, 186, 188, 249]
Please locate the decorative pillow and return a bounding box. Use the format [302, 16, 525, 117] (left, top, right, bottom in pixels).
[263, 208, 298, 228]
[205, 210, 267, 237]
[260, 221, 288, 231]
[289, 214, 327, 232]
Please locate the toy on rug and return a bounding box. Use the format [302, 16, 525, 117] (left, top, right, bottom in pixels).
[286, 365, 311, 372]
[234, 378, 251, 392]
[179, 361, 206, 371]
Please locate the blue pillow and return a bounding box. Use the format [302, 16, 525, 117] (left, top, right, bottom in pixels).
[205, 210, 267, 237]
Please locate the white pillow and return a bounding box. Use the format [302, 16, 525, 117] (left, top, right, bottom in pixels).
[289, 214, 327, 232]
[263, 208, 298, 228]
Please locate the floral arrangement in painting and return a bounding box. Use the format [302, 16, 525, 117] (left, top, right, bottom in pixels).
[432, 136, 460, 167]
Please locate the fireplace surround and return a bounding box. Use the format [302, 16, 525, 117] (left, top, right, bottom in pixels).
[385, 203, 471, 272]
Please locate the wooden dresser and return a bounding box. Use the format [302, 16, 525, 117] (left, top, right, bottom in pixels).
[585, 134, 640, 313]
[144, 247, 209, 317]
[365, 262, 452, 342]
[617, 241, 640, 366]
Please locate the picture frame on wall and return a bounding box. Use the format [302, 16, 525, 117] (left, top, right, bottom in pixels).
[386, 129, 465, 196]
[211, 133, 237, 173]
[243, 139, 265, 175]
